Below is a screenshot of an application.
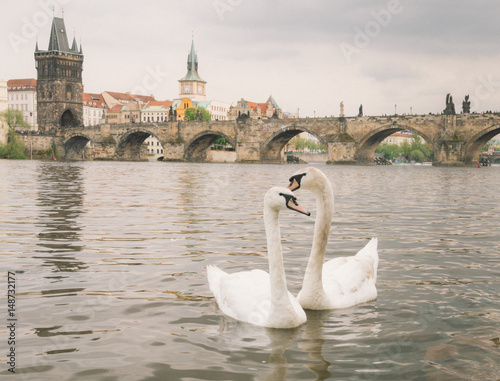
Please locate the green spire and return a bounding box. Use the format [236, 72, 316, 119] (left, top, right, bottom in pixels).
[180, 38, 206, 83]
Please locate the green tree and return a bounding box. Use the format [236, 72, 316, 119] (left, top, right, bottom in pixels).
[184, 107, 211, 121]
[409, 149, 425, 162]
[184, 107, 197, 120]
[0, 128, 27, 159]
[198, 107, 211, 121]
[401, 140, 411, 157]
[375, 144, 401, 160]
[0, 109, 30, 129]
[211, 137, 234, 151]
[290, 137, 325, 152]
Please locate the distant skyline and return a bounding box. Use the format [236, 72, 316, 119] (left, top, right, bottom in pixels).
[2, 0, 500, 118]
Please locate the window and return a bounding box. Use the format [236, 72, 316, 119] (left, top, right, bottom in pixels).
[66, 84, 72, 100]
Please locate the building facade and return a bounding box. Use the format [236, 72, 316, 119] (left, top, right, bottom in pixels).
[145, 136, 164, 159]
[196, 100, 230, 121]
[382, 131, 414, 145]
[178, 40, 206, 102]
[83, 92, 107, 126]
[6, 79, 37, 129]
[141, 100, 173, 123]
[0, 80, 8, 113]
[35, 16, 84, 131]
[107, 102, 141, 124]
[228, 95, 283, 120]
[172, 97, 195, 121]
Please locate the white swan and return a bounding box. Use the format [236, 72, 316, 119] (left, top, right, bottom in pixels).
[288, 167, 378, 310]
[207, 187, 310, 328]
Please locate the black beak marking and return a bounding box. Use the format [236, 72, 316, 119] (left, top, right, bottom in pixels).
[288, 173, 306, 190]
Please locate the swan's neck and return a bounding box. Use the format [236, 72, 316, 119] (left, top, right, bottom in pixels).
[264, 208, 291, 309]
[302, 185, 334, 296]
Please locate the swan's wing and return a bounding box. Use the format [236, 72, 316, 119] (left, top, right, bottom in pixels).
[207, 265, 272, 326]
[322, 256, 349, 272]
[322, 238, 378, 309]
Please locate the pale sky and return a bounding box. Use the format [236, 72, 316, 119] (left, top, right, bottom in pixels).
[2, 0, 500, 118]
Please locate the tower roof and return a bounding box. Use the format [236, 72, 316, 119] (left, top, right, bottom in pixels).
[179, 39, 206, 83]
[48, 17, 70, 52]
[267, 95, 280, 110]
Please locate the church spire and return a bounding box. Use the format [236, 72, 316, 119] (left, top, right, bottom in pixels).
[180, 38, 205, 83]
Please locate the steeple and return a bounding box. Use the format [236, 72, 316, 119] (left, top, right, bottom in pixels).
[180, 38, 205, 83]
[71, 36, 78, 52]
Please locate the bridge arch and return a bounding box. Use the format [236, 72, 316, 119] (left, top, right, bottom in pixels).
[184, 130, 235, 161]
[64, 133, 93, 160]
[261, 125, 326, 163]
[463, 123, 500, 164]
[355, 123, 433, 163]
[116, 128, 162, 160]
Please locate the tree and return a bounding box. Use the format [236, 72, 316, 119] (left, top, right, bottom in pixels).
[184, 107, 211, 121]
[375, 143, 401, 160]
[0, 128, 26, 159]
[289, 137, 325, 152]
[409, 149, 425, 162]
[401, 140, 411, 157]
[184, 107, 197, 120]
[211, 137, 234, 151]
[198, 107, 211, 121]
[0, 109, 30, 129]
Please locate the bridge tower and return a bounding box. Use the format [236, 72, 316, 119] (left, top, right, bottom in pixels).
[178, 39, 206, 102]
[35, 14, 83, 132]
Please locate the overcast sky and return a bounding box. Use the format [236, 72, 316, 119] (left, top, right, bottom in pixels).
[2, 0, 500, 117]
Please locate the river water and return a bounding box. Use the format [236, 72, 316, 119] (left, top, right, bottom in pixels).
[0, 160, 499, 380]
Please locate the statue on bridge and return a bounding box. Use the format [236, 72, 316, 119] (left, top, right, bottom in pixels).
[340, 101, 345, 117]
[358, 104, 363, 117]
[462, 94, 471, 114]
[443, 93, 456, 115]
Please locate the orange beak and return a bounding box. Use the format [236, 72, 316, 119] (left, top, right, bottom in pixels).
[287, 178, 300, 192]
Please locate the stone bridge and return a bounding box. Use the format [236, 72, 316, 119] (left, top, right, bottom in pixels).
[52, 113, 500, 165]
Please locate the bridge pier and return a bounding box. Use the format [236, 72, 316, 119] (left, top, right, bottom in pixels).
[433, 137, 467, 166]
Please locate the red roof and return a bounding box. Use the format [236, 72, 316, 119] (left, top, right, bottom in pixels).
[143, 100, 173, 109]
[109, 104, 124, 112]
[246, 101, 268, 114]
[7, 78, 36, 91]
[105, 91, 155, 103]
[390, 132, 413, 137]
[83, 93, 108, 109]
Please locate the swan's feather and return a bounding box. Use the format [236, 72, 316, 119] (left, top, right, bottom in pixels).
[207, 265, 305, 328]
[322, 238, 378, 309]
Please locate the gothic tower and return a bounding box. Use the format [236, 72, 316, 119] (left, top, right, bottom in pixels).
[35, 15, 83, 131]
[178, 39, 206, 102]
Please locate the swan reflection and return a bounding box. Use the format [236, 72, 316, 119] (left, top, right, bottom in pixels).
[209, 303, 379, 380]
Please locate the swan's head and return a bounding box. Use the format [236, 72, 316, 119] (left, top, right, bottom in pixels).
[287, 167, 330, 193]
[264, 187, 310, 216]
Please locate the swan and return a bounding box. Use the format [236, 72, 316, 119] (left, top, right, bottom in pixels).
[287, 167, 378, 310]
[207, 187, 310, 328]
